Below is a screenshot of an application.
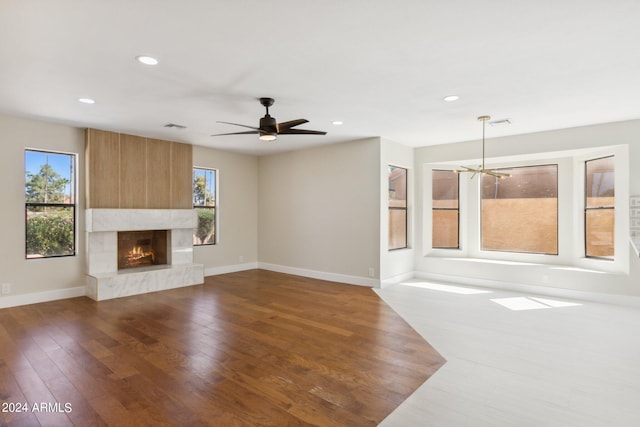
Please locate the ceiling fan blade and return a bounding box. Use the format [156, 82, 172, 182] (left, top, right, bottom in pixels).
[278, 129, 327, 135]
[276, 119, 309, 131]
[211, 130, 260, 136]
[216, 121, 261, 131]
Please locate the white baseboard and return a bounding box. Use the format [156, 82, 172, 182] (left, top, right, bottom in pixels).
[380, 271, 415, 289]
[0, 286, 86, 309]
[258, 262, 380, 288]
[412, 271, 640, 308]
[204, 262, 259, 277]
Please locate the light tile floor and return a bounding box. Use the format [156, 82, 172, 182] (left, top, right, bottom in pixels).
[376, 280, 640, 426]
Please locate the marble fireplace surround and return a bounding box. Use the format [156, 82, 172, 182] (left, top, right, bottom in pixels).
[85, 209, 204, 301]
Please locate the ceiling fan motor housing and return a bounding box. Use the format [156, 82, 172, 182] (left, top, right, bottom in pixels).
[260, 115, 277, 132]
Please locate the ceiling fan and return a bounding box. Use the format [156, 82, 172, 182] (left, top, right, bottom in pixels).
[212, 97, 327, 141]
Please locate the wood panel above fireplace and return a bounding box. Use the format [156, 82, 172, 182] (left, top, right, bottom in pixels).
[85, 128, 192, 209]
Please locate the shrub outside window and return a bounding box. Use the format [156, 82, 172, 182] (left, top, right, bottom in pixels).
[25, 150, 76, 258]
[481, 164, 558, 255]
[585, 156, 614, 259]
[193, 167, 217, 246]
[432, 170, 459, 249]
[389, 166, 408, 250]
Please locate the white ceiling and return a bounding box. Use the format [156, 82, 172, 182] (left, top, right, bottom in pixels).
[2, 0, 640, 155]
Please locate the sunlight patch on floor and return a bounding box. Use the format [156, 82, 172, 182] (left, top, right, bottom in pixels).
[491, 296, 582, 311]
[400, 281, 492, 295]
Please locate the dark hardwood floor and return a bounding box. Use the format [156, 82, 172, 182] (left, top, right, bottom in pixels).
[0, 270, 445, 426]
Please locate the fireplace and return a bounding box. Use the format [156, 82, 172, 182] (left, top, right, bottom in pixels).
[86, 209, 203, 301]
[117, 230, 168, 270]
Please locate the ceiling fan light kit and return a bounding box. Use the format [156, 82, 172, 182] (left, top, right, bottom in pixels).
[213, 97, 327, 141]
[259, 133, 277, 141]
[455, 115, 511, 179]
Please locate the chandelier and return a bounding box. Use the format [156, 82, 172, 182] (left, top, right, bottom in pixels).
[455, 115, 510, 179]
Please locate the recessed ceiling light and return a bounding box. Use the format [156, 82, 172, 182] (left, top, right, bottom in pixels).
[136, 55, 159, 65]
[332, 120, 344, 125]
[77, 98, 95, 104]
[443, 95, 459, 102]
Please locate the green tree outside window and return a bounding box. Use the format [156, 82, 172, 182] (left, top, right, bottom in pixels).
[25, 150, 76, 258]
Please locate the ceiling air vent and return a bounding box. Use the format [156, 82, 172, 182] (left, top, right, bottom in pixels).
[164, 123, 187, 129]
[489, 119, 511, 127]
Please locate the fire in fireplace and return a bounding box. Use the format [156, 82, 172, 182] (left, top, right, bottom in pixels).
[117, 230, 168, 270]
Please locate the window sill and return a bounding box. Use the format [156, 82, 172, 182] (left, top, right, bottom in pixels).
[389, 247, 413, 253]
[425, 255, 610, 275]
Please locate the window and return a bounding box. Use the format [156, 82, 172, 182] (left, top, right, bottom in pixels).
[585, 156, 614, 258]
[481, 164, 558, 255]
[25, 150, 76, 258]
[388, 166, 407, 250]
[432, 170, 459, 249]
[193, 167, 217, 246]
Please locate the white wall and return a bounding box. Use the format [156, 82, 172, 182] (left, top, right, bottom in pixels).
[192, 145, 259, 275]
[415, 119, 640, 298]
[380, 138, 414, 284]
[0, 114, 86, 304]
[258, 138, 380, 285]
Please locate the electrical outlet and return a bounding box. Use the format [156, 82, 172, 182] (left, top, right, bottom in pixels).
[1, 283, 11, 295]
[239, 255, 245, 263]
[368, 267, 375, 278]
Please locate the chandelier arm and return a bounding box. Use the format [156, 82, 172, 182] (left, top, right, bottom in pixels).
[456, 115, 511, 179]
